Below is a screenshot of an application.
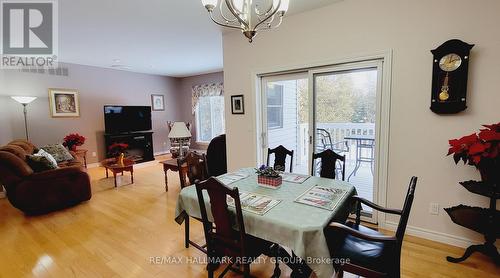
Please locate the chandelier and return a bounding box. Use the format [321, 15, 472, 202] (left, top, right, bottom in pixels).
[201, 0, 290, 43]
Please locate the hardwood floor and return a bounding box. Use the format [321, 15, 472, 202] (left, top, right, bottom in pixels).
[0, 156, 498, 277]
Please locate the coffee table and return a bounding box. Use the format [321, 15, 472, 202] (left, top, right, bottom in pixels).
[101, 158, 135, 187]
[160, 159, 188, 192]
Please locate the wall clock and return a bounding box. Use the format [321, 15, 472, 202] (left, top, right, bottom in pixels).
[430, 39, 474, 114]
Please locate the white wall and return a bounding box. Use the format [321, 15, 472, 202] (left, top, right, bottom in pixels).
[223, 0, 500, 247]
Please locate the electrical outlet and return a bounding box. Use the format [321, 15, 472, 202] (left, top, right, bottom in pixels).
[92, 152, 97, 157]
[429, 203, 439, 215]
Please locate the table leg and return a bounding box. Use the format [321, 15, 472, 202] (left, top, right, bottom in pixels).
[164, 170, 169, 192]
[106, 168, 109, 178]
[131, 170, 134, 184]
[83, 156, 87, 168]
[113, 172, 117, 187]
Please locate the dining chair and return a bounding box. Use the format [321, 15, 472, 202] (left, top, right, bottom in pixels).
[177, 151, 209, 253]
[325, 176, 418, 278]
[177, 151, 208, 188]
[195, 178, 281, 278]
[206, 134, 227, 177]
[311, 149, 346, 180]
[267, 145, 294, 172]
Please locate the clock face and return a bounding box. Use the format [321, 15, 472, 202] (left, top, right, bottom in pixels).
[439, 53, 462, 72]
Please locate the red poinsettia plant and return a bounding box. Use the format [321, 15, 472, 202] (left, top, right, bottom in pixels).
[447, 122, 500, 167]
[63, 133, 86, 151]
[108, 143, 129, 157]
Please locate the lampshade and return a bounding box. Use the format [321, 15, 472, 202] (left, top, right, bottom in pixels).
[168, 122, 191, 139]
[201, 0, 218, 8]
[278, 0, 289, 12]
[11, 96, 37, 104]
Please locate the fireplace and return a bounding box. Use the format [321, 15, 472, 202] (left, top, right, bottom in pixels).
[104, 132, 154, 163]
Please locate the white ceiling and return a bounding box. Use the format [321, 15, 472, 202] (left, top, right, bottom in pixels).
[59, 0, 339, 77]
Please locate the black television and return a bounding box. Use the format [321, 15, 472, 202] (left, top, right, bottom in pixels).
[104, 106, 152, 134]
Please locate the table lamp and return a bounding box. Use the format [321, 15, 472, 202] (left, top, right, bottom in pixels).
[168, 122, 191, 158]
[11, 96, 37, 140]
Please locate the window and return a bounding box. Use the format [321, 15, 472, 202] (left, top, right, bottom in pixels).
[196, 95, 225, 143]
[267, 84, 283, 129]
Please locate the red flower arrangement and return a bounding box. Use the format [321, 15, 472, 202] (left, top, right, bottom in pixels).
[108, 143, 129, 158]
[63, 133, 86, 151]
[447, 122, 500, 167]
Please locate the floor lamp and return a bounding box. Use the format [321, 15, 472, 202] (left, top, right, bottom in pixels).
[11, 96, 37, 141]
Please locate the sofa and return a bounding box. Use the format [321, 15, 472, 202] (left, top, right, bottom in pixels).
[0, 139, 92, 215]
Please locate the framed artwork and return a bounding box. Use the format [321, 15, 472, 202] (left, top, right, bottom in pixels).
[231, 95, 244, 114]
[151, 94, 165, 111]
[48, 88, 80, 118]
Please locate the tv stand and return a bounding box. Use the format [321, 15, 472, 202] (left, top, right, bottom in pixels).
[104, 131, 154, 163]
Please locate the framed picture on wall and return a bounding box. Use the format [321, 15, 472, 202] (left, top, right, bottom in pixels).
[231, 95, 244, 114]
[151, 94, 165, 111]
[48, 88, 80, 118]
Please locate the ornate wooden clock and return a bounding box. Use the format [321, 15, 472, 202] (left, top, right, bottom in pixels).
[430, 39, 474, 114]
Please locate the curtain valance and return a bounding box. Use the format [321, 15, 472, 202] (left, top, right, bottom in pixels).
[192, 82, 224, 114]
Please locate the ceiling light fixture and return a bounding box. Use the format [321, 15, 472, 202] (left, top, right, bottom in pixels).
[201, 0, 290, 43]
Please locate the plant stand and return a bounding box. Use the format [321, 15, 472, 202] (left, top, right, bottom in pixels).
[444, 181, 500, 265]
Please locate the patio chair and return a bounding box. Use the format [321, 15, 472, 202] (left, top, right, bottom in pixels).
[316, 128, 349, 154]
[325, 176, 417, 278]
[267, 145, 294, 172]
[311, 149, 346, 180]
[195, 178, 281, 278]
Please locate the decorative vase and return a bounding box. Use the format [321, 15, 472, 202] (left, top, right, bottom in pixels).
[258, 175, 282, 189]
[117, 153, 125, 165]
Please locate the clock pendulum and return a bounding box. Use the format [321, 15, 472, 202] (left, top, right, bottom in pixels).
[439, 72, 450, 101]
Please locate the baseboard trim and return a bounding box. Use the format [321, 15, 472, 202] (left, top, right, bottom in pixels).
[382, 221, 480, 248]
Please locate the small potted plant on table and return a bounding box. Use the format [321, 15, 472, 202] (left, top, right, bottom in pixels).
[256, 165, 282, 189]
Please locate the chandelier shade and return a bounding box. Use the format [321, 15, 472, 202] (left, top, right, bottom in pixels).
[201, 0, 290, 43]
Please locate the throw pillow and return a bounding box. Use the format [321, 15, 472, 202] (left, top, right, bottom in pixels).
[26, 155, 58, 172]
[41, 144, 74, 163]
[36, 149, 59, 167]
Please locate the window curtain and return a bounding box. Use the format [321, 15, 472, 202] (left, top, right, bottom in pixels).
[192, 82, 224, 114]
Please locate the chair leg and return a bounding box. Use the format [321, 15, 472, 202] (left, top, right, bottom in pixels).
[272, 245, 281, 278]
[243, 263, 250, 278]
[184, 217, 190, 248]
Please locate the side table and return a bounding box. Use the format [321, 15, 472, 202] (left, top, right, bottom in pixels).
[160, 159, 188, 192]
[74, 149, 88, 168]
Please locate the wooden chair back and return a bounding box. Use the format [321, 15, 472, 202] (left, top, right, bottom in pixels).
[177, 151, 208, 188]
[195, 178, 247, 258]
[395, 176, 418, 242]
[311, 149, 346, 180]
[267, 145, 294, 172]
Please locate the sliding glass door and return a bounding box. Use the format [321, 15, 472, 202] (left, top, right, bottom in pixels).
[261, 73, 309, 174]
[259, 59, 385, 223]
[311, 61, 383, 222]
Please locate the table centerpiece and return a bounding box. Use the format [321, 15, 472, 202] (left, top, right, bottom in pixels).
[256, 165, 282, 189]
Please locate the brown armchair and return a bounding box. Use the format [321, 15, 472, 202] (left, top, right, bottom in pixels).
[0, 140, 91, 215]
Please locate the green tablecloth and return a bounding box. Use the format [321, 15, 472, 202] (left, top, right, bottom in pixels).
[175, 168, 357, 278]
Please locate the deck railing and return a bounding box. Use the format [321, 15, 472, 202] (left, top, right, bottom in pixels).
[297, 122, 375, 163]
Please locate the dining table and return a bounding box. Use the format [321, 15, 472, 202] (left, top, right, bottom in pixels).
[175, 168, 357, 278]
